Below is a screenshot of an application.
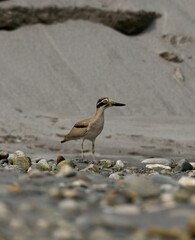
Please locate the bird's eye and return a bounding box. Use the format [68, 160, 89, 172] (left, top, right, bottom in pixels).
[103, 100, 108, 104]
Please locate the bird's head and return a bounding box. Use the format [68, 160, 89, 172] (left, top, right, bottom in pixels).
[96, 97, 125, 110]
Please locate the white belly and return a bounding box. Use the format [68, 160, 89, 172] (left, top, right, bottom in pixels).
[84, 116, 104, 141]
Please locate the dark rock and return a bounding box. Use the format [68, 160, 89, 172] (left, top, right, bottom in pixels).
[0, 151, 9, 160]
[56, 155, 65, 165]
[0, 159, 8, 164]
[189, 217, 195, 238]
[174, 159, 193, 172]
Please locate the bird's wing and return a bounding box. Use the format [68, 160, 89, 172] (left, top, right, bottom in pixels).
[74, 119, 90, 129]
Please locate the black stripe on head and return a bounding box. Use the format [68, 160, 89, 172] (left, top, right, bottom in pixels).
[96, 97, 109, 108]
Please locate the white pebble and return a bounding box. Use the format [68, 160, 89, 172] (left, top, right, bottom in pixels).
[189, 162, 195, 170]
[179, 176, 195, 187]
[38, 159, 51, 171]
[15, 150, 25, 157]
[142, 158, 171, 166]
[8, 153, 16, 160]
[109, 173, 120, 180]
[115, 160, 124, 169]
[146, 164, 171, 171]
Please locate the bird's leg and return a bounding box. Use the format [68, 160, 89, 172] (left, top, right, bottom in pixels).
[81, 139, 84, 161]
[92, 141, 97, 163]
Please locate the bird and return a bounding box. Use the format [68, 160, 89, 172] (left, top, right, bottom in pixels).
[61, 97, 125, 162]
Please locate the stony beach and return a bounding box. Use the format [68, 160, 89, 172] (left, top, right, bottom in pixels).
[0, 0, 195, 239]
[0, 150, 195, 240]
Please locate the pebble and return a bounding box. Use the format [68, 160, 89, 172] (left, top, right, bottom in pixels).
[56, 155, 65, 164]
[12, 156, 31, 171]
[188, 171, 195, 177]
[102, 159, 114, 168]
[57, 159, 75, 168]
[174, 159, 193, 172]
[59, 199, 87, 213]
[109, 173, 120, 180]
[31, 157, 42, 163]
[124, 175, 161, 199]
[15, 150, 26, 157]
[36, 218, 50, 230]
[28, 169, 44, 178]
[0, 159, 8, 164]
[151, 175, 178, 186]
[38, 159, 51, 171]
[142, 158, 171, 166]
[189, 217, 195, 238]
[115, 160, 125, 169]
[4, 165, 27, 174]
[0, 201, 10, 218]
[10, 218, 24, 230]
[71, 180, 89, 188]
[112, 204, 140, 215]
[0, 151, 9, 159]
[7, 153, 16, 160]
[89, 227, 114, 240]
[56, 165, 76, 177]
[178, 176, 195, 187]
[146, 164, 171, 171]
[146, 227, 188, 239]
[80, 164, 100, 173]
[189, 162, 195, 170]
[28, 163, 43, 172]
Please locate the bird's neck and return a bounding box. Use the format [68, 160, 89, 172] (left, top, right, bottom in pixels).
[95, 107, 104, 119]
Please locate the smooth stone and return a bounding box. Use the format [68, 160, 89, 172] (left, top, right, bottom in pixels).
[38, 159, 51, 171]
[57, 159, 75, 168]
[142, 158, 171, 166]
[89, 228, 113, 240]
[178, 176, 195, 187]
[0, 201, 10, 218]
[0, 159, 8, 165]
[31, 157, 42, 163]
[146, 164, 171, 171]
[102, 159, 114, 168]
[7, 153, 16, 160]
[12, 156, 31, 171]
[56, 165, 76, 177]
[189, 217, 195, 238]
[4, 165, 26, 174]
[71, 180, 89, 188]
[109, 173, 120, 180]
[28, 163, 43, 172]
[147, 227, 188, 239]
[80, 164, 100, 173]
[0, 151, 9, 160]
[59, 199, 87, 212]
[124, 175, 161, 198]
[115, 160, 125, 169]
[28, 169, 44, 178]
[188, 171, 195, 177]
[112, 204, 140, 215]
[174, 159, 193, 172]
[151, 175, 178, 187]
[189, 162, 195, 170]
[15, 150, 25, 157]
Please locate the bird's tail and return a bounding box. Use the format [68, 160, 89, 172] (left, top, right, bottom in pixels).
[61, 136, 68, 143]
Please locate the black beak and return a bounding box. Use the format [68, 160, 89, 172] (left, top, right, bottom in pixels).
[109, 101, 126, 107]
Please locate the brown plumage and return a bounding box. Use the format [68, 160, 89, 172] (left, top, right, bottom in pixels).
[61, 97, 125, 161]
